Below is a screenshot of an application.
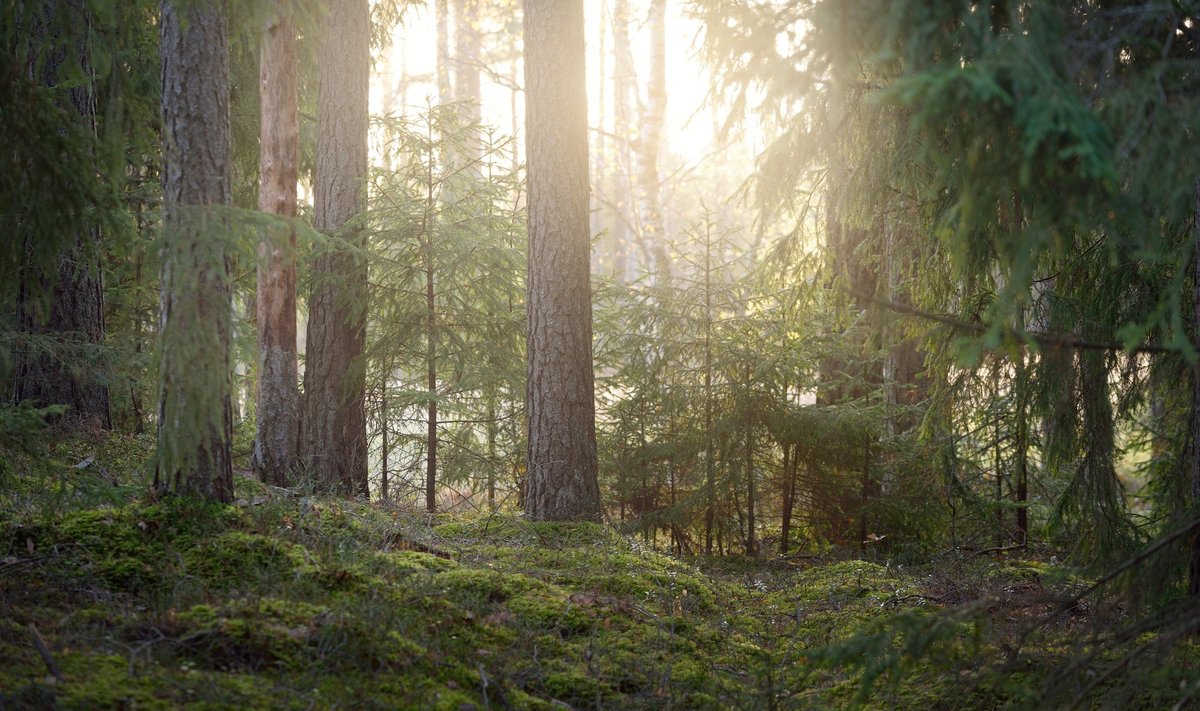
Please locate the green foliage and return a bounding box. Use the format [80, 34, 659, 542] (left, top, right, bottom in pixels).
[365, 103, 526, 505]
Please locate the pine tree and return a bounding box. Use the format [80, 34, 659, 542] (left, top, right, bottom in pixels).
[253, 0, 300, 485]
[523, 0, 602, 521]
[302, 0, 370, 496]
[155, 0, 234, 501]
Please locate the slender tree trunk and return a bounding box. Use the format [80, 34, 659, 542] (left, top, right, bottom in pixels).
[994, 361, 1005, 548]
[425, 231, 438, 513]
[611, 0, 637, 279]
[638, 0, 669, 279]
[487, 399, 497, 509]
[523, 0, 602, 522]
[436, 0, 451, 105]
[155, 0, 234, 502]
[1191, 178, 1200, 598]
[859, 435, 871, 553]
[744, 364, 756, 557]
[302, 0, 369, 497]
[1015, 336, 1030, 544]
[253, 0, 299, 485]
[380, 370, 390, 501]
[703, 227, 715, 554]
[453, 0, 480, 120]
[780, 442, 794, 555]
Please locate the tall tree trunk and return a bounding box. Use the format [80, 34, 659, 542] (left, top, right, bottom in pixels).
[253, 0, 299, 485]
[302, 0, 369, 497]
[425, 221, 438, 513]
[611, 0, 637, 280]
[14, 4, 110, 430]
[703, 225, 715, 554]
[638, 0, 669, 279]
[453, 0, 481, 120]
[744, 364, 756, 556]
[523, 0, 602, 522]
[436, 0, 451, 105]
[155, 0, 234, 502]
[380, 368, 390, 501]
[780, 443, 795, 556]
[1191, 178, 1200, 598]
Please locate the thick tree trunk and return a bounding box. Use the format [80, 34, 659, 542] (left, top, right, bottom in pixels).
[14, 5, 110, 429]
[15, 243, 110, 429]
[523, 0, 602, 522]
[302, 0, 369, 497]
[253, 1, 299, 485]
[155, 0, 234, 502]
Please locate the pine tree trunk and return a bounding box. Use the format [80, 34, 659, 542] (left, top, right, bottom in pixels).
[611, 0, 637, 280]
[14, 4, 110, 430]
[436, 0, 451, 105]
[15, 242, 110, 429]
[453, 0, 480, 120]
[781, 443, 794, 555]
[425, 236, 438, 513]
[523, 0, 602, 522]
[155, 0, 234, 502]
[253, 1, 299, 485]
[638, 0, 669, 279]
[1190, 178, 1200, 598]
[302, 0, 369, 497]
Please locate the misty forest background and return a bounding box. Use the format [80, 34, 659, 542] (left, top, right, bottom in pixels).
[4, 0, 1200, 708]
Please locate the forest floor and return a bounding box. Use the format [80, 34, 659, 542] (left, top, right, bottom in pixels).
[1, 433, 1197, 709]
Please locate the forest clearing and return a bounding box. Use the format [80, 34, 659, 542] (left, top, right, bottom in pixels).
[3, 0, 1200, 708]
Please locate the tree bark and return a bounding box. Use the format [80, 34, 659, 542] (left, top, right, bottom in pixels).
[302, 0, 369, 497]
[13, 3, 110, 430]
[611, 0, 637, 280]
[1191, 178, 1200, 597]
[523, 0, 602, 522]
[253, 0, 299, 485]
[638, 0, 669, 279]
[155, 0, 234, 502]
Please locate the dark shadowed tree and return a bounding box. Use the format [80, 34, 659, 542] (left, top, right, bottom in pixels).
[154, 0, 234, 502]
[253, 0, 299, 485]
[522, 0, 602, 521]
[12, 2, 111, 430]
[302, 0, 369, 496]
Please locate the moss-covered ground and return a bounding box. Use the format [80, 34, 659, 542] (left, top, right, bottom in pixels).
[1, 434, 1197, 709]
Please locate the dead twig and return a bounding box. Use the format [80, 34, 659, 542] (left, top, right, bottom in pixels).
[28, 623, 63, 683]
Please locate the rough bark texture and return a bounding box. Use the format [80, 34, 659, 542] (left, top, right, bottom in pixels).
[253, 2, 299, 485]
[523, 0, 602, 522]
[15, 242, 111, 429]
[301, 0, 369, 497]
[155, 0, 234, 502]
[13, 4, 110, 429]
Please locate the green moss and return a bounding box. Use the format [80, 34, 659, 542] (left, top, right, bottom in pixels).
[183, 531, 309, 589]
[436, 567, 547, 604]
[540, 669, 609, 706]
